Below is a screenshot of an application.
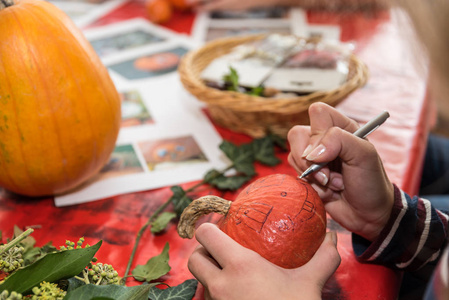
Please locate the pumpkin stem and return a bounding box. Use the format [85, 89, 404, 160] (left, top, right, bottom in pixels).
[177, 195, 232, 239]
[0, 0, 14, 9]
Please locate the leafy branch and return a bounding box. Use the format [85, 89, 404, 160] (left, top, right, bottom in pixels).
[122, 134, 286, 283]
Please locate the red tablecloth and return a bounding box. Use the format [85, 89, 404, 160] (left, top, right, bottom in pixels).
[0, 3, 431, 299]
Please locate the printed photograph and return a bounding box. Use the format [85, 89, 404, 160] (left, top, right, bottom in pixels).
[210, 7, 289, 19]
[108, 47, 188, 80]
[138, 136, 208, 171]
[205, 26, 291, 42]
[89, 29, 166, 57]
[98, 144, 145, 179]
[119, 90, 154, 127]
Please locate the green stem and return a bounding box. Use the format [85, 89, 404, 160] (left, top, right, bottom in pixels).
[0, 228, 34, 255]
[121, 162, 236, 284]
[122, 197, 173, 284]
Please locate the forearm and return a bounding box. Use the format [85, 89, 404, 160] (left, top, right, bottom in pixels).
[353, 184, 449, 271]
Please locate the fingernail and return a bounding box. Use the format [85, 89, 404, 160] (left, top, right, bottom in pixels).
[315, 171, 328, 186]
[301, 145, 313, 158]
[306, 144, 326, 161]
[330, 177, 344, 191]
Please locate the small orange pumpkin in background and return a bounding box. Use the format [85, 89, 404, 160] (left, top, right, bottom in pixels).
[178, 173, 327, 268]
[0, 0, 121, 197]
[145, 0, 173, 24]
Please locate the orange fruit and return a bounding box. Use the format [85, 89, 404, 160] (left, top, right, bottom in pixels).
[168, 0, 191, 11]
[145, 0, 173, 24]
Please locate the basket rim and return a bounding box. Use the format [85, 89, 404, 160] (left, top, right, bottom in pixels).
[178, 34, 369, 114]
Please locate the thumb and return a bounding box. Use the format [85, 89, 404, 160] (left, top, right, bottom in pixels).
[300, 232, 341, 287]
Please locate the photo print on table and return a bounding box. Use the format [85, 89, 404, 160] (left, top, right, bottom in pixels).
[49, 0, 127, 28]
[210, 7, 290, 20]
[119, 90, 154, 127]
[107, 46, 188, 80]
[83, 18, 181, 59]
[138, 135, 208, 171]
[98, 144, 145, 179]
[192, 9, 307, 43]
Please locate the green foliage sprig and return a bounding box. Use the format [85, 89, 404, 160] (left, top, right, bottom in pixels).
[0, 134, 285, 300]
[123, 134, 286, 282]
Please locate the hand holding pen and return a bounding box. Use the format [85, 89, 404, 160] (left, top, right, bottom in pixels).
[287, 103, 395, 242]
[300, 111, 390, 179]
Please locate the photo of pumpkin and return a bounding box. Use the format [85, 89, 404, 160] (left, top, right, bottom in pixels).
[178, 173, 327, 268]
[134, 52, 180, 72]
[108, 47, 187, 80]
[138, 135, 208, 171]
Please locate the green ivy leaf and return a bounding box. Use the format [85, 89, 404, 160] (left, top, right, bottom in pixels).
[64, 283, 159, 300]
[223, 66, 240, 92]
[203, 169, 221, 183]
[247, 86, 264, 96]
[170, 186, 193, 218]
[219, 141, 255, 176]
[132, 243, 171, 282]
[268, 133, 288, 151]
[148, 279, 198, 300]
[0, 241, 102, 294]
[151, 212, 177, 234]
[252, 136, 281, 166]
[207, 173, 252, 191]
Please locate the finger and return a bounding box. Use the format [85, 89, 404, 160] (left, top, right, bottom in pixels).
[299, 232, 341, 287]
[303, 103, 359, 160]
[287, 125, 312, 170]
[308, 102, 360, 139]
[188, 245, 221, 286]
[195, 223, 247, 268]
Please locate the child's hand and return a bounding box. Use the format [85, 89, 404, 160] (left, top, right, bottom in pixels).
[188, 223, 340, 300]
[288, 103, 394, 241]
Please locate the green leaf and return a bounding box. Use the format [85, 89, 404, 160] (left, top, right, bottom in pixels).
[247, 86, 264, 96]
[219, 141, 255, 176]
[170, 186, 193, 218]
[207, 173, 252, 191]
[252, 136, 281, 166]
[151, 212, 177, 234]
[268, 134, 288, 151]
[0, 241, 102, 294]
[64, 283, 159, 300]
[223, 66, 240, 92]
[149, 279, 198, 300]
[203, 169, 221, 183]
[132, 243, 171, 282]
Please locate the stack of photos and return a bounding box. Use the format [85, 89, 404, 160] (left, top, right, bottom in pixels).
[54, 18, 228, 207]
[48, 0, 128, 28]
[191, 7, 341, 44]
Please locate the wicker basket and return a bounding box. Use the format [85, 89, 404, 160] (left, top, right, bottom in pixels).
[178, 34, 369, 138]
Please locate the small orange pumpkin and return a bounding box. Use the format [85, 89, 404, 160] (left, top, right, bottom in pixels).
[178, 173, 327, 268]
[0, 0, 121, 196]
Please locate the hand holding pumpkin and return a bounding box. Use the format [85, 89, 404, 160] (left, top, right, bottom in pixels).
[189, 223, 340, 300]
[287, 102, 395, 242]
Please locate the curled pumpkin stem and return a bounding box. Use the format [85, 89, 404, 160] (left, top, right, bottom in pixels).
[177, 195, 232, 239]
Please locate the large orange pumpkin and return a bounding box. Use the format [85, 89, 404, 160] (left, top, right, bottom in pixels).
[178, 174, 327, 268]
[0, 0, 121, 196]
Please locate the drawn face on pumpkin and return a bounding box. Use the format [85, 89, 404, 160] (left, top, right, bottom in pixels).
[232, 174, 317, 233]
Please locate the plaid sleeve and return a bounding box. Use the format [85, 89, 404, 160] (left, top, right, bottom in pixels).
[352, 184, 449, 271]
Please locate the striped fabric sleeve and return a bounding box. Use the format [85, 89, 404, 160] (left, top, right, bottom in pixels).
[352, 184, 449, 271]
